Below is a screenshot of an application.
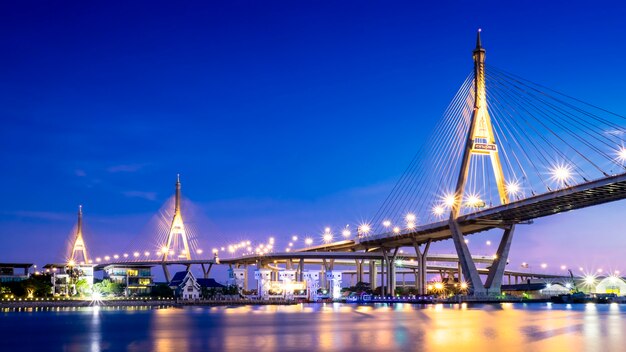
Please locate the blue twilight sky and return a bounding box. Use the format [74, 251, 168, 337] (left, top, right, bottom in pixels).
[0, 1, 625, 273]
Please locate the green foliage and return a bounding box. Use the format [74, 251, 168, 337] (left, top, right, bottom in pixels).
[74, 279, 90, 297]
[223, 285, 239, 295]
[202, 287, 217, 299]
[151, 284, 174, 297]
[93, 279, 125, 296]
[1, 275, 53, 298]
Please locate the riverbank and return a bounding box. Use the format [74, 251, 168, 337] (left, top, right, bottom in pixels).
[0, 297, 300, 309]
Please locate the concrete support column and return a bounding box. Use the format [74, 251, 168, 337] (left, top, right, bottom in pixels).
[356, 260, 364, 283]
[244, 265, 249, 291]
[162, 264, 171, 283]
[369, 260, 377, 289]
[388, 248, 399, 295]
[449, 220, 486, 295]
[321, 261, 327, 288]
[484, 225, 516, 294]
[381, 252, 388, 296]
[201, 263, 213, 279]
[413, 239, 431, 295]
[299, 258, 304, 282]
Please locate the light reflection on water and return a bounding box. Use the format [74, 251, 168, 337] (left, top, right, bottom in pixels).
[1, 303, 625, 351]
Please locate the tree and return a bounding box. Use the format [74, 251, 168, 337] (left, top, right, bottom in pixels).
[223, 285, 239, 295]
[1, 275, 53, 298]
[75, 279, 90, 297]
[151, 284, 173, 297]
[93, 279, 125, 297]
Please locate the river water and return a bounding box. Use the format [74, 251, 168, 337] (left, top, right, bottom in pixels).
[1, 303, 625, 351]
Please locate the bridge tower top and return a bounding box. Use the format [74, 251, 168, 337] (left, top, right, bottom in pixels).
[69, 204, 89, 264]
[175, 173, 181, 214]
[451, 29, 509, 218]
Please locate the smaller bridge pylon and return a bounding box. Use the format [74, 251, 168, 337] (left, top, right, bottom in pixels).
[69, 205, 89, 265]
[160, 174, 192, 281]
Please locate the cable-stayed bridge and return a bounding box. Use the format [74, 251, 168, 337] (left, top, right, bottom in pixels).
[59, 31, 626, 296]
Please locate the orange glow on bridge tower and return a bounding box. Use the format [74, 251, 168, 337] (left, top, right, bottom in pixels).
[161, 174, 192, 261]
[69, 205, 89, 264]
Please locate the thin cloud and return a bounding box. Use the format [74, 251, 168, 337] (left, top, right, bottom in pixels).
[107, 163, 147, 173]
[122, 191, 158, 201]
[74, 169, 87, 177]
[4, 210, 73, 222]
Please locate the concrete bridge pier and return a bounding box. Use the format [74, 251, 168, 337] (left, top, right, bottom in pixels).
[449, 219, 516, 295]
[412, 239, 431, 295]
[298, 258, 304, 282]
[369, 260, 377, 289]
[484, 225, 516, 294]
[201, 263, 213, 279]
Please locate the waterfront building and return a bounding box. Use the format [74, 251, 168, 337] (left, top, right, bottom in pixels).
[303, 271, 320, 301]
[103, 264, 153, 296]
[169, 270, 226, 300]
[595, 276, 626, 295]
[0, 263, 32, 283]
[326, 271, 343, 299]
[254, 269, 272, 299]
[43, 263, 95, 296]
[254, 269, 314, 300]
[227, 267, 247, 290]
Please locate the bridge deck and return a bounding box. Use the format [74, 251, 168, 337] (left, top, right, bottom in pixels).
[305, 172, 626, 250]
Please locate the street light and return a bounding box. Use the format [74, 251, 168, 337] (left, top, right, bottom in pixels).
[358, 223, 371, 236]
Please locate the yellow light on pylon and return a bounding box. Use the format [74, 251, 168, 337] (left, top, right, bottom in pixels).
[405, 213, 416, 222]
[393, 226, 400, 234]
[382, 220, 391, 228]
[323, 233, 333, 243]
[305, 238, 313, 245]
